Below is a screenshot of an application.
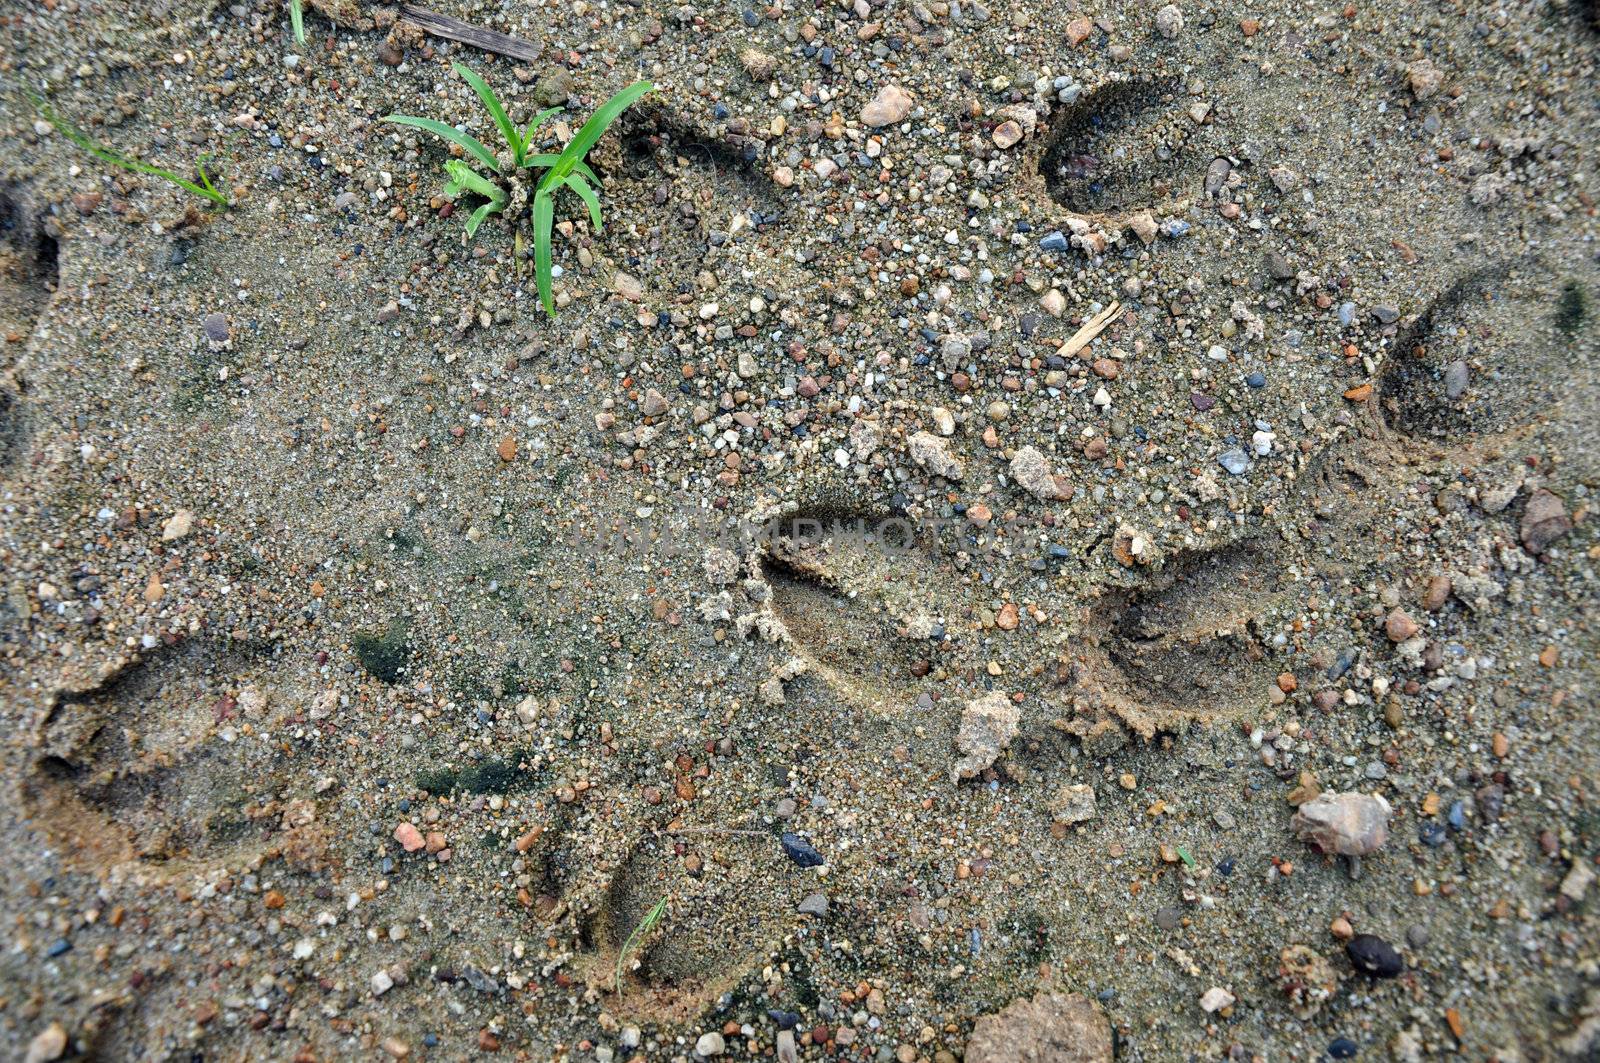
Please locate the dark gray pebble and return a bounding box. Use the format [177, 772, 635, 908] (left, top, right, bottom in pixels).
[781, 832, 825, 868]
[1347, 933, 1404, 978]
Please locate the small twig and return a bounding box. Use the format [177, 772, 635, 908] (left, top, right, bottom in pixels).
[1055, 299, 1122, 360]
[401, 4, 543, 61]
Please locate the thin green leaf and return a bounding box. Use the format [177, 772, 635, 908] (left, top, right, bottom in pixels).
[382, 115, 500, 173]
[614, 896, 668, 992]
[523, 156, 600, 185]
[442, 159, 505, 204]
[541, 80, 652, 188]
[31, 93, 228, 207]
[564, 172, 602, 233]
[532, 189, 556, 317]
[197, 158, 223, 201]
[520, 106, 562, 153]
[563, 80, 652, 169]
[1176, 845, 1196, 869]
[289, 0, 306, 45]
[452, 63, 520, 161]
[440, 160, 506, 240]
[464, 201, 499, 238]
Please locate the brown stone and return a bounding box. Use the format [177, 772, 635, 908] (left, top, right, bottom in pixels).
[1421, 574, 1451, 611]
[1520, 488, 1571, 554]
[965, 992, 1112, 1063]
[1385, 609, 1419, 642]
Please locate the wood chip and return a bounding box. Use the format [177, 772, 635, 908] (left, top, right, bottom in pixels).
[1055, 300, 1122, 360]
[401, 5, 543, 61]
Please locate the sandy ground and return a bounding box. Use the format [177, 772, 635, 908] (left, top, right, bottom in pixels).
[0, 0, 1597, 1059]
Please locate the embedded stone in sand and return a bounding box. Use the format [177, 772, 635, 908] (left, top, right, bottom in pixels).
[965, 992, 1112, 1063]
[952, 691, 1020, 782]
[1291, 792, 1391, 857]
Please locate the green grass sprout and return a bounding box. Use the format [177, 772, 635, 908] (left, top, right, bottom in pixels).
[289, 0, 306, 45]
[1176, 845, 1196, 869]
[383, 64, 651, 317]
[614, 895, 668, 993]
[442, 159, 508, 238]
[29, 92, 229, 208]
[383, 113, 501, 173]
[530, 78, 651, 316]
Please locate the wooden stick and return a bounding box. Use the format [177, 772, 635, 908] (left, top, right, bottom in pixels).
[1055, 299, 1122, 360]
[401, 4, 543, 62]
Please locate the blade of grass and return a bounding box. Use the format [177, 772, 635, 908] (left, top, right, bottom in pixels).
[563, 173, 602, 232]
[614, 896, 668, 993]
[30, 93, 228, 207]
[197, 158, 224, 202]
[532, 188, 555, 317]
[452, 63, 521, 161]
[442, 159, 504, 203]
[383, 115, 501, 173]
[289, 0, 306, 44]
[520, 106, 562, 153]
[523, 155, 601, 185]
[441, 160, 506, 239]
[463, 201, 500, 238]
[539, 80, 652, 189]
[559, 80, 652, 174]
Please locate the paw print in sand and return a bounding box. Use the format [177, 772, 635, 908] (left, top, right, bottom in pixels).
[24, 638, 326, 877]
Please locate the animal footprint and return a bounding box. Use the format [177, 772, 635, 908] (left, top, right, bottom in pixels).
[1378, 259, 1594, 445]
[565, 837, 801, 1023]
[1062, 540, 1276, 741]
[25, 639, 295, 873]
[611, 109, 782, 296]
[1035, 74, 1218, 223]
[760, 510, 953, 712]
[0, 182, 58, 476]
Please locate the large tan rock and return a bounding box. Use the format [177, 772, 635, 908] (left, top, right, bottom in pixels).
[966, 992, 1113, 1063]
[951, 691, 1020, 782]
[861, 84, 914, 127]
[1291, 791, 1391, 857]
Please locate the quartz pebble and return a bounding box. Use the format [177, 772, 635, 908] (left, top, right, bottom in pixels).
[861, 84, 914, 127]
[1292, 792, 1392, 856]
[1154, 4, 1184, 38]
[25, 1024, 68, 1063]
